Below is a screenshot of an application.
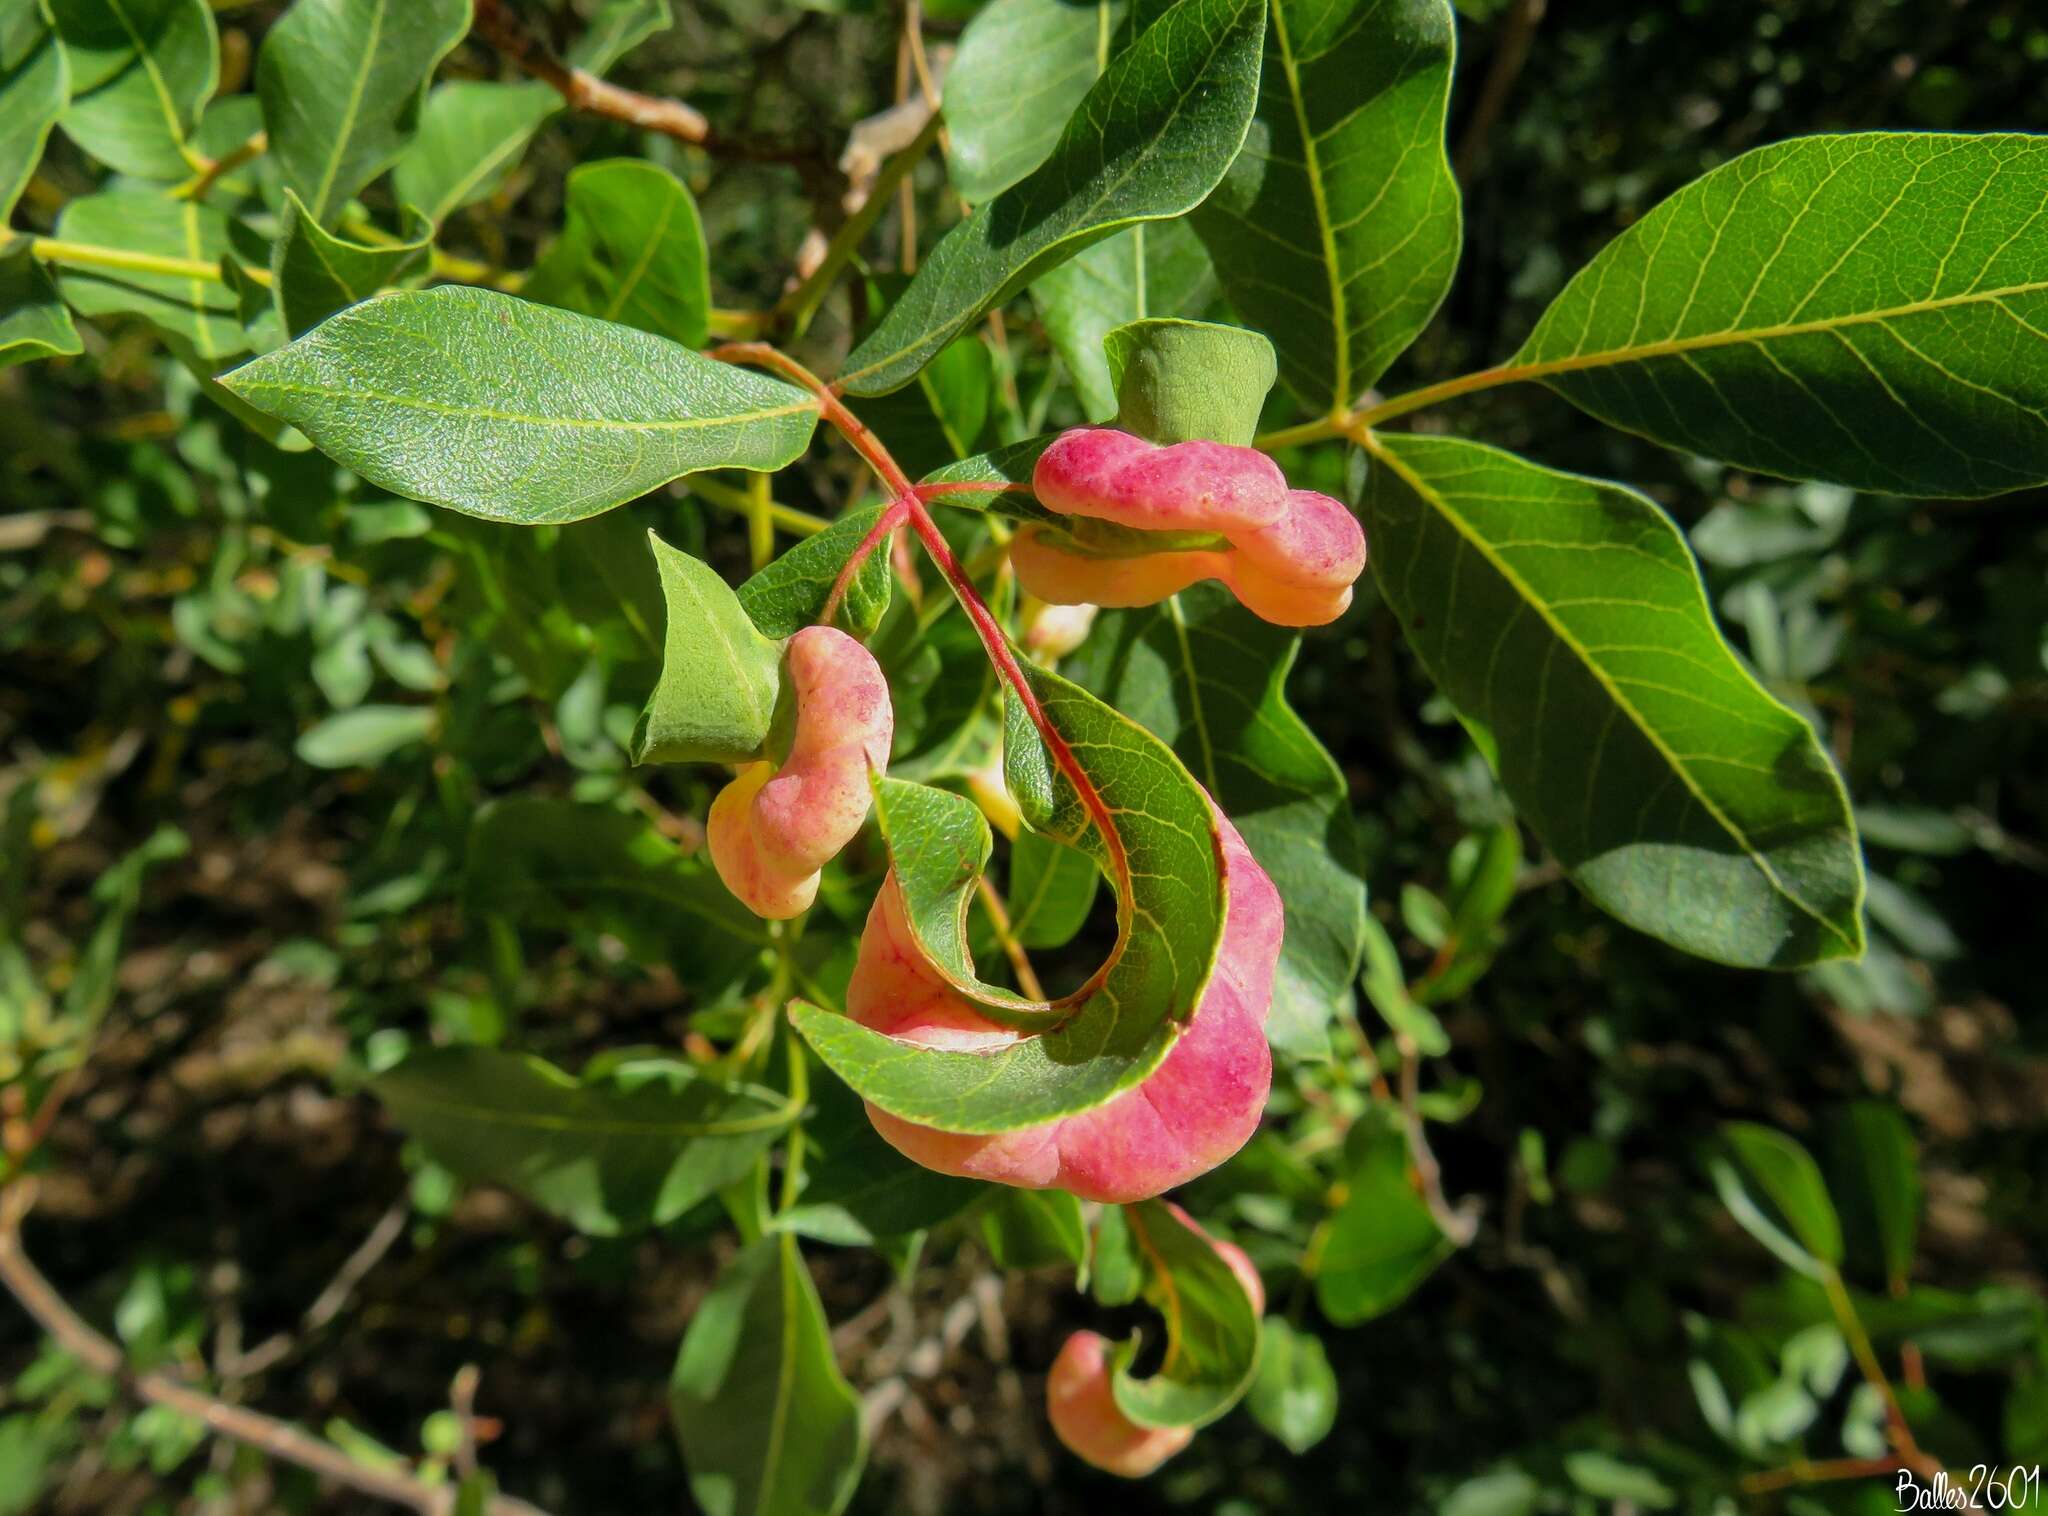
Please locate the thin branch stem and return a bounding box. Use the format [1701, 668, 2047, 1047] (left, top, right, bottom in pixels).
[177, 130, 269, 202]
[974, 875, 1046, 1000]
[0, 1185, 548, 1516]
[1398, 1041, 1480, 1247]
[473, 0, 708, 143]
[776, 111, 945, 334]
[1738, 1456, 1904, 1495]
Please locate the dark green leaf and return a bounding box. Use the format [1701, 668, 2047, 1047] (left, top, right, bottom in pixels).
[54, 188, 253, 362]
[524, 159, 710, 348]
[390, 80, 556, 225]
[53, 0, 215, 179]
[1089, 1202, 1143, 1306]
[1193, 0, 1458, 410]
[837, 0, 1265, 396]
[1824, 1101, 1920, 1289]
[778, 1066, 979, 1246]
[791, 659, 1226, 1134]
[671, 1235, 866, 1516]
[633, 532, 785, 765]
[1, 4, 68, 219]
[943, 0, 1126, 202]
[257, 0, 470, 226]
[1315, 1126, 1451, 1324]
[0, 246, 81, 368]
[219, 287, 819, 524]
[1006, 829, 1100, 950]
[735, 504, 893, 642]
[1718, 1121, 1844, 1270]
[374, 1047, 790, 1235]
[980, 1187, 1089, 1273]
[1067, 582, 1366, 1059]
[1032, 221, 1216, 421]
[1362, 434, 1863, 969]
[1516, 133, 2048, 498]
[271, 189, 431, 337]
[1245, 1316, 1337, 1453]
[463, 797, 768, 999]
[1111, 1198, 1261, 1429]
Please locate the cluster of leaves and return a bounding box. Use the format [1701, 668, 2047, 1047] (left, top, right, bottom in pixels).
[3, 0, 2047, 1514]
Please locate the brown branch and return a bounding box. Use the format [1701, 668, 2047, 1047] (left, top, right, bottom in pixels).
[1453, 0, 1546, 182]
[0, 1184, 548, 1516]
[1398, 1042, 1481, 1247]
[471, 0, 815, 164]
[221, 1197, 409, 1380]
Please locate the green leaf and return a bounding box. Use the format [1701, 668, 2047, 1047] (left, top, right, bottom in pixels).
[1824, 1101, 1920, 1290]
[1563, 1453, 1676, 1510]
[777, 1066, 980, 1246]
[295, 703, 435, 767]
[634, 532, 786, 765]
[1719, 1121, 1844, 1270]
[943, 0, 1126, 202]
[1111, 1198, 1261, 1429]
[1362, 434, 1863, 970]
[53, 188, 254, 361]
[257, 0, 470, 226]
[464, 798, 767, 999]
[1, 3, 69, 221]
[1032, 220, 1216, 421]
[390, 80, 556, 226]
[792, 659, 1226, 1133]
[372, 1047, 790, 1235]
[1066, 583, 1366, 1059]
[980, 1187, 1089, 1273]
[523, 159, 710, 348]
[1103, 316, 1274, 446]
[270, 189, 432, 338]
[671, 1235, 866, 1516]
[919, 436, 1062, 524]
[1006, 829, 1100, 950]
[734, 504, 893, 642]
[1245, 1316, 1337, 1453]
[52, 0, 215, 180]
[869, 777, 1056, 1027]
[1193, 0, 1458, 411]
[837, 0, 1265, 396]
[219, 287, 820, 524]
[1089, 1202, 1143, 1306]
[0, 246, 81, 368]
[389, 0, 667, 222]
[1315, 1125, 1451, 1325]
[1515, 133, 2048, 498]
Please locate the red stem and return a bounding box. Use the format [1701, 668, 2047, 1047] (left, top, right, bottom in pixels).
[710, 343, 1130, 888]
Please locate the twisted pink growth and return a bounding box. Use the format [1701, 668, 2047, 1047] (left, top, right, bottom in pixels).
[1046, 1204, 1265, 1477]
[845, 800, 1282, 1201]
[1015, 428, 1367, 627]
[707, 626, 893, 919]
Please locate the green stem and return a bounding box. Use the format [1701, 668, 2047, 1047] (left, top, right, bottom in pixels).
[745, 470, 774, 571]
[777, 1030, 809, 1214]
[688, 473, 829, 537]
[777, 110, 945, 337]
[28, 236, 263, 287]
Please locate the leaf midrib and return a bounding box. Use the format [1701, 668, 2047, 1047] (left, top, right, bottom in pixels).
[310, 0, 387, 222]
[228, 376, 819, 434]
[1371, 435, 1857, 954]
[1264, 0, 1346, 412]
[1521, 275, 2048, 380]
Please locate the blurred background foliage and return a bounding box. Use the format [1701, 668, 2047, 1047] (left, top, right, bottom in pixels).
[2, 0, 2046, 1513]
